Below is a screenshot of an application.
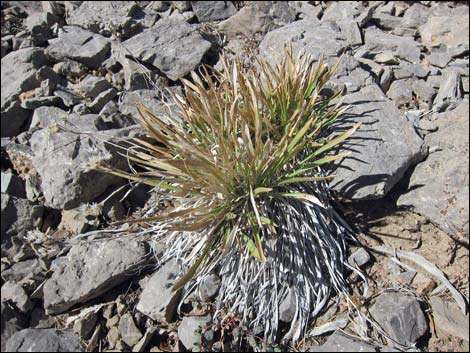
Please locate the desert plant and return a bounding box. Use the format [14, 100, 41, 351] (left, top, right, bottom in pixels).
[99, 49, 364, 344]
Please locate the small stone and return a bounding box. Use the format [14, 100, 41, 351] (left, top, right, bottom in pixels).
[88, 87, 117, 113]
[192, 1, 237, 22]
[178, 315, 211, 350]
[73, 311, 98, 340]
[1, 281, 33, 313]
[434, 68, 461, 111]
[380, 67, 393, 93]
[107, 326, 120, 350]
[199, 273, 221, 299]
[119, 312, 143, 347]
[348, 248, 371, 268]
[107, 315, 120, 329]
[397, 270, 417, 286]
[430, 296, 469, 341]
[387, 80, 413, 107]
[369, 292, 428, 346]
[132, 326, 156, 352]
[427, 52, 452, 68]
[357, 58, 383, 77]
[412, 80, 436, 103]
[374, 51, 399, 65]
[279, 288, 296, 322]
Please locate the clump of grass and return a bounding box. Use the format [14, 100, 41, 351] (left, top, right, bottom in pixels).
[100, 49, 363, 343]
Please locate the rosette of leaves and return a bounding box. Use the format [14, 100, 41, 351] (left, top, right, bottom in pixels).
[100, 49, 363, 343]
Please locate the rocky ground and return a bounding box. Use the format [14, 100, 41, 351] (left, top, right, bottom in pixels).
[1, 1, 469, 352]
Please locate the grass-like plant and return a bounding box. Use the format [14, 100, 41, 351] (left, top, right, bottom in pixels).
[99, 49, 362, 343]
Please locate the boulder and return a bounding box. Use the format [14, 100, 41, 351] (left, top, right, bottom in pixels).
[398, 101, 469, 241]
[121, 17, 211, 81]
[43, 238, 150, 314]
[329, 84, 425, 199]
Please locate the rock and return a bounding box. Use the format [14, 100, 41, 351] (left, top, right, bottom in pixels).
[259, 21, 347, 63]
[119, 89, 173, 123]
[430, 296, 469, 341]
[397, 270, 417, 286]
[380, 67, 393, 93]
[358, 58, 383, 78]
[321, 1, 365, 22]
[172, 1, 192, 11]
[107, 326, 120, 350]
[412, 80, 436, 103]
[337, 20, 362, 47]
[59, 206, 101, 234]
[336, 67, 374, 93]
[72, 75, 113, 100]
[1, 302, 26, 352]
[1, 258, 47, 284]
[67, 1, 141, 39]
[30, 106, 68, 129]
[121, 17, 211, 81]
[1, 193, 43, 246]
[387, 80, 413, 107]
[419, 15, 469, 57]
[136, 259, 181, 322]
[374, 51, 399, 65]
[192, 1, 237, 22]
[398, 101, 469, 240]
[132, 326, 156, 352]
[53, 59, 88, 80]
[199, 273, 221, 299]
[329, 84, 425, 199]
[279, 288, 296, 322]
[292, 2, 322, 21]
[427, 52, 452, 69]
[46, 26, 111, 69]
[1, 172, 26, 198]
[119, 312, 143, 347]
[53, 85, 84, 107]
[463, 77, 469, 94]
[310, 331, 379, 352]
[5, 143, 36, 179]
[1, 281, 32, 313]
[219, 1, 296, 37]
[29, 127, 125, 209]
[370, 13, 402, 31]
[364, 27, 421, 64]
[88, 88, 117, 113]
[369, 292, 428, 346]
[20, 95, 63, 110]
[1, 48, 48, 137]
[178, 315, 211, 350]
[433, 69, 462, 111]
[26, 11, 58, 45]
[6, 328, 83, 352]
[348, 248, 371, 268]
[43, 238, 150, 314]
[73, 311, 98, 340]
[400, 3, 431, 29]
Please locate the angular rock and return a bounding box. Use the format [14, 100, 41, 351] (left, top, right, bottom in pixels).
[1, 172, 26, 198]
[412, 80, 436, 103]
[219, 1, 296, 37]
[26, 11, 58, 45]
[430, 296, 469, 341]
[29, 127, 125, 209]
[59, 206, 100, 235]
[1, 48, 48, 137]
[369, 292, 428, 346]
[1, 302, 26, 352]
[374, 51, 399, 65]
[364, 28, 421, 63]
[279, 288, 296, 322]
[311, 331, 379, 352]
[72, 75, 113, 100]
[53, 59, 88, 80]
[43, 238, 150, 314]
[88, 87, 117, 113]
[1, 258, 47, 284]
[371, 12, 402, 31]
[121, 17, 211, 81]
[433, 68, 462, 111]
[6, 328, 83, 352]
[419, 15, 469, 57]
[400, 3, 431, 29]
[348, 248, 371, 268]
[1, 281, 32, 313]
[427, 52, 452, 69]
[73, 311, 98, 340]
[30, 106, 68, 129]
[132, 326, 156, 352]
[20, 95, 63, 110]
[292, 2, 322, 21]
[192, 1, 237, 22]
[119, 312, 143, 347]
[136, 259, 181, 322]
[259, 21, 347, 63]
[387, 79, 413, 107]
[398, 101, 469, 240]
[337, 20, 362, 47]
[321, 1, 365, 22]
[199, 273, 221, 299]
[46, 26, 111, 69]
[178, 315, 211, 350]
[67, 1, 141, 39]
[329, 84, 425, 199]
[53, 85, 84, 107]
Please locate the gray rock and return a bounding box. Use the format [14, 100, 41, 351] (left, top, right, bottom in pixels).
[172, 1, 192, 11]
[292, 2, 322, 21]
[387, 79, 413, 107]
[395, 61, 429, 79]
[357, 58, 383, 78]
[412, 80, 436, 103]
[374, 51, 399, 65]
[59, 206, 100, 235]
[132, 326, 156, 352]
[348, 248, 371, 268]
[259, 21, 347, 64]
[1, 193, 43, 245]
[219, 1, 296, 37]
[1, 258, 47, 285]
[1, 281, 32, 313]
[427, 52, 452, 69]
[311, 331, 378, 352]
[26, 11, 58, 45]
[380, 67, 393, 93]
[67, 1, 141, 39]
[72, 75, 113, 100]
[53, 59, 88, 80]
[136, 259, 181, 322]
[121, 17, 211, 81]
[73, 311, 97, 340]
[369, 292, 428, 346]
[321, 1, 365, 22]
[419, 15, 469, 57]
[364, 27, 421, 63]
[430, 296, 469, 341]
[199, 273, 221, 299]
[88, 88, 117, 113]
[279, 288, 296, 322]
[1, 48, 48, 137]
[1, 172, 26, 198]
[178, 315, 211, 350]
[336, 67, 374, 93]
[329, 84, 425, 199]
[46, 26, 111, 69]
[29, 127, 126, 209]
[53, 85, 84, 107]
[43, 238, 150, 314]
[119, 312, 143, 347]
[337, 20, 362, 47]
[30, 106, 68, 129]
[6, 328, 83, 352]
[20, 95, 63, 110]
[1, 302, 26, 352]
[433, 69, 462, 111]
[192, 1, 237, 22]
[370, 13, 402, 31]
[398, 101, 469, 240]
[463, 77, 469, 94]
[400, 3, 431, 29]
